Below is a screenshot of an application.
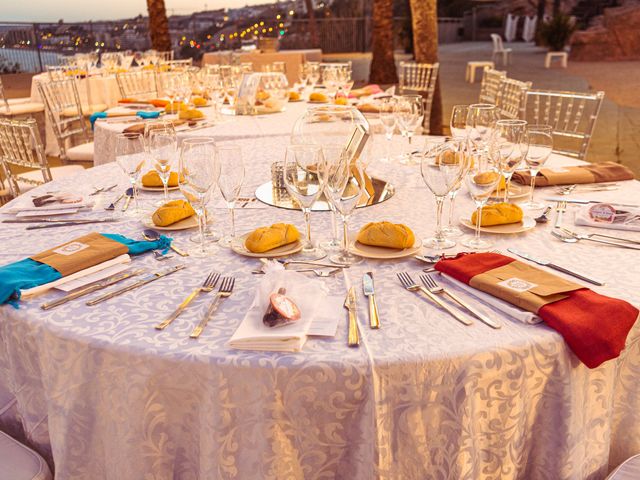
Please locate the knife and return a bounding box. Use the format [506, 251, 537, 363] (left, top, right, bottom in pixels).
[507, 248, 605, 286]
[544, 197, 639, 208]
[362, 272, 380, 329]
[26, 218, 118, 229]
[86, 264, 186, 306]
[40, 269, 144, 310]
[343, 286, 360, 347]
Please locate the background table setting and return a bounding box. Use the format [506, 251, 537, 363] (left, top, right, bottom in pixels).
[1, 93, 640, 480]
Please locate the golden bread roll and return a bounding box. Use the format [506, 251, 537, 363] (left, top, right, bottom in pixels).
[178, 108, 205, 120]
[289, 91, 301, 101]
[192, 96, 207, 107]
[152, 200, 195, 227]
[245, 223, 300, 253]
[471, 202, 523, 226]
[142, 170, 181, 187]
[357, 222, 415, 249]
[309, 92, 328, 102]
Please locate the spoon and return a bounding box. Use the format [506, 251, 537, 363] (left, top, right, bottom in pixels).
[121, 187, 134, 212]
[534, 206, 552, 223]
[143, 228, 189, 257]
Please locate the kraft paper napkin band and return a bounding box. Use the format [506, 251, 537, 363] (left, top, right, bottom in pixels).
[512, 161, 634, 187]
[30, 232, 129, 277]
[468, 260, 583, 313]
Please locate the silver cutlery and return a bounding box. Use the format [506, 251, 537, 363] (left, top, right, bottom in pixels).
[420, 274, 501, 329]
[397, 272, 473, 326]
[87, 264, 185, 306]
[155, 271, 220, 330]
[143, 229, 189, 257]
[558, 227, 640, 246]
[508, 247, 606, 285]
[190, 276, 235, 338]
[551, 228, 640, 251]
[554, 200, 567, 228]
[105, 193, 125, 211]
[25, 218, 119, 230]
[121, 187, 134, 212]
[344, 286, 360, 347]
[534, 206, 552, 223]
[40, 269, 144, 310]
[363, 272, 380, 329]
[545, 197, 640, 208]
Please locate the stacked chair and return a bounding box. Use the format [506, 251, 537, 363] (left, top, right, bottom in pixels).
[398, 61, 440, 134]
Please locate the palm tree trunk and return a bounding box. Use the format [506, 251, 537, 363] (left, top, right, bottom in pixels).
[409, 0, 443, 135]
[304, 0, 320, 48]
[146, 0, 171, 52]
[369, 0, 398, 84]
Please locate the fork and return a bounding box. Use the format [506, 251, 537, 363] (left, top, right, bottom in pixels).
[190, 277, 235, 338]
[397, 272, 473, 326]
[155, 271, 220, 330]
[554, 200, 567, 228]
[421, 274, 501, 329]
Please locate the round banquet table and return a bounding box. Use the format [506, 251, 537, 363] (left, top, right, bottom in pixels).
[0, 133, 639, 480]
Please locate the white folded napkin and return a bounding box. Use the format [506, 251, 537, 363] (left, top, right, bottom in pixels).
[575, 205, 640, 232]
[228, 269, 338, 352]
[21, 254, 131, 298]
[440, 273, 541, 325]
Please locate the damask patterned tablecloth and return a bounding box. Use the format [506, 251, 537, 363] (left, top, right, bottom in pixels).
[0, 135, 639, 480]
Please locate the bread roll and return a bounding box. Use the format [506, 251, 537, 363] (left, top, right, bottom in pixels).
[471, 202, 523, 226]
[152, 200, 195, 227]
[356, 222, 415, 249]
[245, 223, 301, 253]
[142, 171, 181, 187]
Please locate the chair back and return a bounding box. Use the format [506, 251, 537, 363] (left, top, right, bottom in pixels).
[491, 33, 505, 52]
[479, 67, 506, 104]
[37, 78, 89, 160]
[495, 77, 532, 119]
[116, 70, 159, 99]
[0, 118, 51, 197]
[525, 89, 605, 160]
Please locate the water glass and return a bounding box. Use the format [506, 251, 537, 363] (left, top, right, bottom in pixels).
[522, 125, 554, 210]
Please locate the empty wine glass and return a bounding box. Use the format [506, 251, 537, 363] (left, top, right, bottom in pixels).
[420, 138, 467, 250]
[521, 124, 554, 210]
[217, 144, 245, 247]
[379, 97, 396, 162]
[147, 127, 178, 206]
[115, 133, 146, 217]
[450, 105, 469, 137]
[461, 150, 501, 250]
[489, 119, 529, 202]
[178, 138, 220, 257]
[394, 94, 424, 164]
[283, 144, 326, 260]
[324, 150, 364, 265]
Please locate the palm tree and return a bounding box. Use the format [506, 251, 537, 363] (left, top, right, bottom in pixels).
[369, 0, 398, 84]
[409, 0, 443, 135]
[146, 0, 171, 51]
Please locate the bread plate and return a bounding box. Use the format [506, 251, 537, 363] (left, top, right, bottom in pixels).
[349, 238, 423, 260]
[231, 232, 303, 258]
[459, 216, 536, 234]
[141, 215, 198, 231]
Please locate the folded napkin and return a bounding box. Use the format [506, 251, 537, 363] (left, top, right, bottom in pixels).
[0, 232, 171, 305]
[435, 252, 639, 368]
[229, 269, 334, 352]
[90, 110, 161, 129]
[575, 205, 640, 232]
[512, 161, 634, 187]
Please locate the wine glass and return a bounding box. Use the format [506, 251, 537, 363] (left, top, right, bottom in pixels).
[217, 145, 245, 247]
[394, 94, 424, 164]
[521, 124, 553, 210]
[450, 105, 469, 137]
[466, 103, 498, 156]
[324, 150, 364, 265]
[147, 128, 178, 206]
[420, 138, 467, 250]
[178, 138, 220, 257]
[115, 133, 146, 217]
[320, 144, 345, 251]
[461, 150, 502, 250]
[283, 144, 326, 260]
[379, 97, 396, 162]
[489, 119, 529, 202]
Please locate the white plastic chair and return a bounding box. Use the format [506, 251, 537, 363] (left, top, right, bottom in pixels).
[495, 77, 532, 119]
[525, 89, 605, 160]
[0, 78, 44, 118]
[491, 34, 512, 66]
[116, 70, 159, 99]
[0, 118, 84, 197]
[606, 454, 640, 480]
[398, 61, 439, 134]
[37, 79, 95, 163]
[478, 67, 506, 105]
[0, 430, 52, 480]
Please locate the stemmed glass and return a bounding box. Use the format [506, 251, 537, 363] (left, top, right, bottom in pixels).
[283, 144, 326, 260]
[461, 150, 502, 250]
[394, 94, 424, 164]
[115, 133, 147, 217]
[178, 138, 220, 257]
[217, 145, 245, 247]
[379, 97, 396, 162]
[420, 138, 467, 250]
[320, 144, 345, 251]
[521, 124, 554, 210]
[147, 128, 178, 206]
[489, 119, 529, 202]
[324, 150, 364, 265]
[450, 105, 469, 137]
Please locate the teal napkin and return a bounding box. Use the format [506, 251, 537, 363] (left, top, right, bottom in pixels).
[0, 233, 172, 306]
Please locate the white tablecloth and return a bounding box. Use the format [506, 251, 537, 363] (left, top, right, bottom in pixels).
[0, 134, 639, 479]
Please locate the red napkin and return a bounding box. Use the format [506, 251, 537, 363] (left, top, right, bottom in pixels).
[435, 252, 639, 368]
